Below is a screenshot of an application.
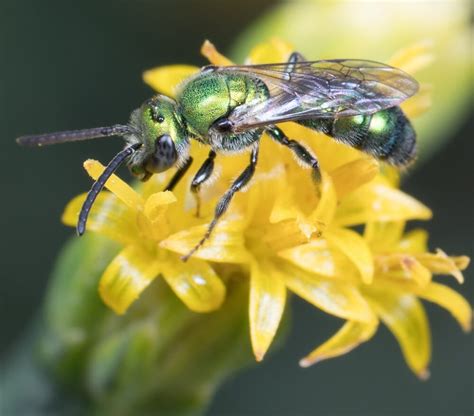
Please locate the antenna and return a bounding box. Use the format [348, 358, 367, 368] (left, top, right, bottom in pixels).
[76, 143, 142, 236]
[16, 124, 132, 147]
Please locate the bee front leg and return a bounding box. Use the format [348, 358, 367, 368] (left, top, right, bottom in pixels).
[164, 157, 193, 191]
[266, 125, 321, 184]
[190, 150, 216, 217]
[182, 145, 259, 262]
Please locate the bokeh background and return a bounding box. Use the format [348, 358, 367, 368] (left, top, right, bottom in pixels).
[1, 0, 472, 414]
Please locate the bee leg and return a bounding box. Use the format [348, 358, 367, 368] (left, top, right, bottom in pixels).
[182, 145, 259, 262]
[190, 150, 217, 217]
[164, 157, 193, 191]
[266, 125, 321, 184]
[286, 51, 306, 73]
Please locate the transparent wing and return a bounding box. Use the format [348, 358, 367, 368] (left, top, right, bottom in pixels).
[210, 60, 419, 132]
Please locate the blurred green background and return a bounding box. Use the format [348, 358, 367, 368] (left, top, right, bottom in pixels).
[1, 0, 472, 414]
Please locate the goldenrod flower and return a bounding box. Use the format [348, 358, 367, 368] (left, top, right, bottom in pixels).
[63, 164, 226, 314]
[62, 39, 471, 377]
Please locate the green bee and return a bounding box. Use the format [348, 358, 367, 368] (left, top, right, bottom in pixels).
[17, 52, 418, 260]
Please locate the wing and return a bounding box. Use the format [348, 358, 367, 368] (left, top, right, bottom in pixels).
[209, 60, 419, 132]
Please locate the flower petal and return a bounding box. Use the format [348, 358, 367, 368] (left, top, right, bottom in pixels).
[160, 219, 250, 263]
[99, 246, 161, 314]
[140, 191, 177, 240]
[366, 290, 431, 379]
[325, 227, 374, 284]
[388, 40, 434, 75]
[402, 84, 432, 118]
[144, 191, 177, 220]
[400, 256, 432, 286]
[263, 220, 313, 252]
[330, 157, 379, 199]
[278, 239, 360, 283]
[200, 40, 234, 66]
[143, 65, 199, 98]
[160, 253, 225, 313]
[364, 221, 405, 252]
[62, 192, 138, 245]
[415, 249, 469, 283]
[309, 170, 337, 230]
[417, 282, 472, 332]
[84, 160, 144, 211]
[282, 263, 374, 322]
[299, 319, 379, 368]
[335, 181, 432, 226]
[394, 228, 428, 254]
[249, 260, 287, 361]
[247, 38, 294, 64]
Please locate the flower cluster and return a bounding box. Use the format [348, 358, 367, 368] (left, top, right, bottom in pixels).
[62, 39, 471, 377]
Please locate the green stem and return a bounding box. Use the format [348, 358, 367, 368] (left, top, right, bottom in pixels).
[1, 235, 258, 416]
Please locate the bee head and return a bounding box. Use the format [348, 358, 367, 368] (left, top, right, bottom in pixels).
[126, 95, 190, 181]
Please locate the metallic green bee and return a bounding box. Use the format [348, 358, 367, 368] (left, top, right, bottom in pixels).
[17, 52, 418, 260]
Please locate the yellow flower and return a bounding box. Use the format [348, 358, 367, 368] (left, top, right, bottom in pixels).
[63, 39, 471, 376]
[62, 161, 226, 314]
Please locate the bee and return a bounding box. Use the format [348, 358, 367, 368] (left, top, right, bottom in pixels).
[17, 51, 418, 260]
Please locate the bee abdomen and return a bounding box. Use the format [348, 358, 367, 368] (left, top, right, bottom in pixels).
[299, 107, 416, 167]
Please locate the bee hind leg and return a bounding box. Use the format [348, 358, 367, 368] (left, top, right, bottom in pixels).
[266, 125, 321, 184]
[190, 150, 216, 217]
[182, 145, 259, 262]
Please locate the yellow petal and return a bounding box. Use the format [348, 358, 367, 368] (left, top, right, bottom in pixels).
[278, 238, 359, 283]
[160, 220, 250, 263]
[99, 246, 161, 314]
[263, 220, 313, 253]
[200, 40, 234, 66]
[379, 165, 400, 188]
[395, 228, 428, 254]
[247, 38, 294, 64]
[144, 191, 177, 221]
[330, 157, 379, 199]
[370, 277, 471, 332]
[325, 227, 374, 284]
[402, 84, 432, 118]
[335, 181, 432, 226]
[401, 256, 432, 286]
[249, 260, 287, 361]
[375, 253, 432, 287]
[282, 263, 374, 322]
[160, 254, 226, 313]
[269, 191, 317, 240]
[417, 282, 472, 332]
[388, 40, 434, 75]
[364, 221, 405, 252]
[309, 170, 337, 230]
[367, 290, 431, 379]
[62, 192, 138, 245]
[143, 65, 199, 98]
[138, 191, 178, 241]
[299, 319, 378, 368]
[83, 160, 144, 211]
[415, 249, 469, 283]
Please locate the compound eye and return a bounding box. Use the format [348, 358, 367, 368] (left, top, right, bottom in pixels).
[146, 134, 178, 173]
